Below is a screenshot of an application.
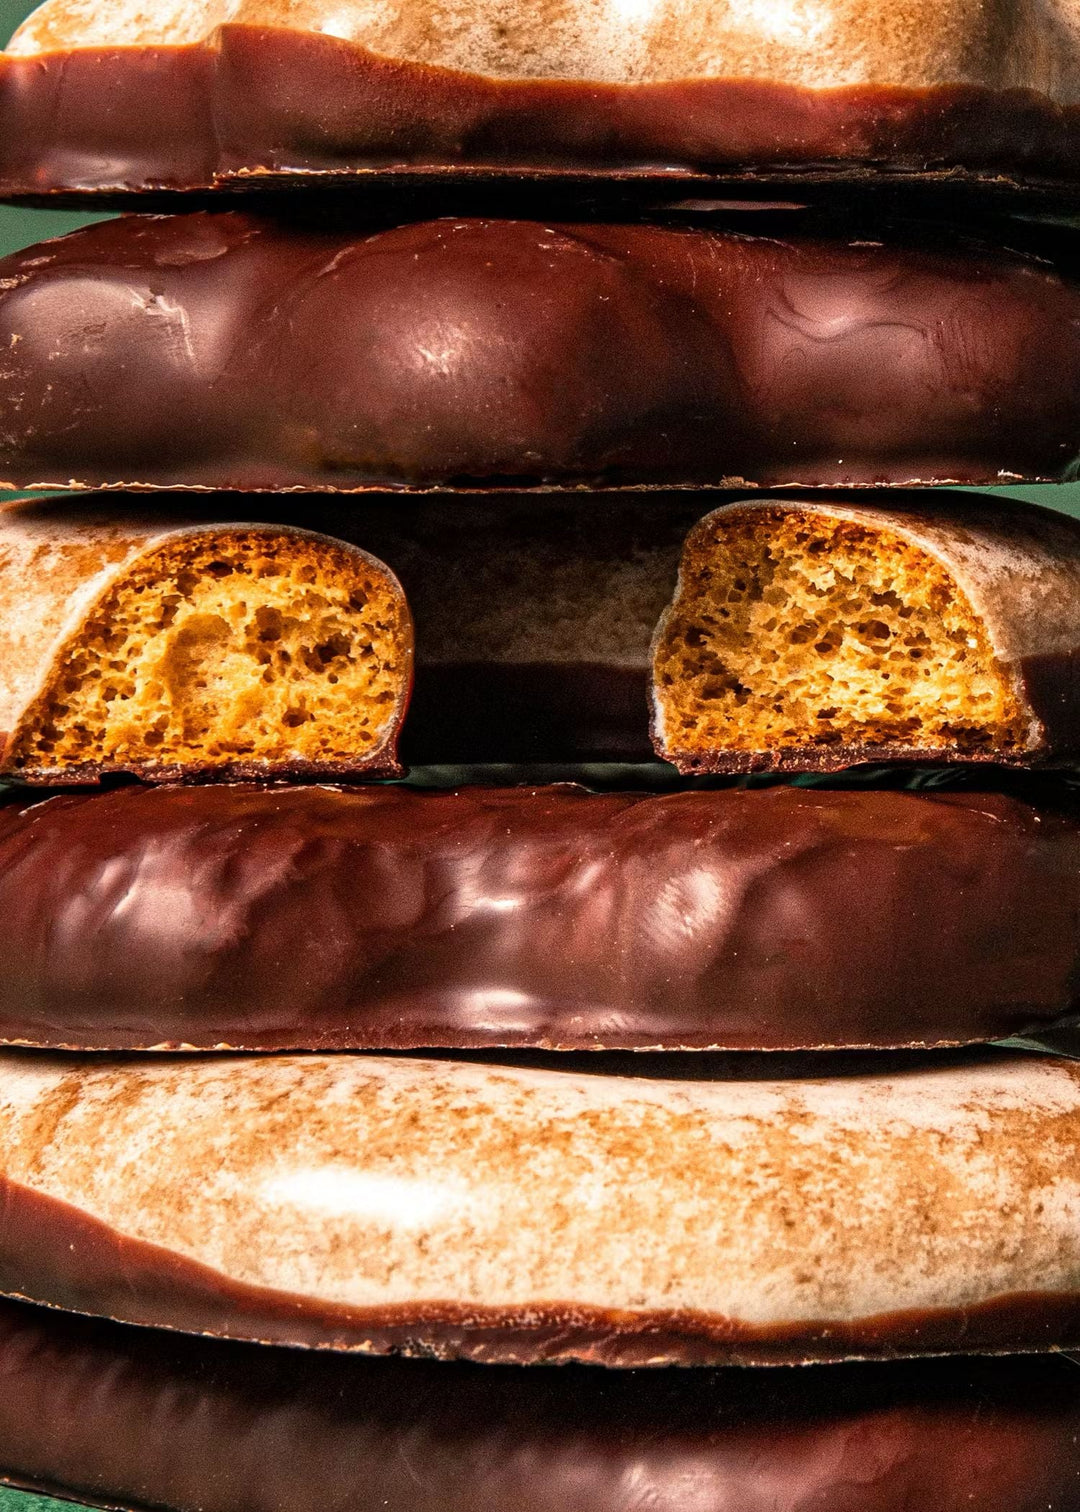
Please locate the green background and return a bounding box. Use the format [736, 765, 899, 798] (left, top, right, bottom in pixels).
[0, 1498, 70, 1512]
[0, 0, 1079, 1505]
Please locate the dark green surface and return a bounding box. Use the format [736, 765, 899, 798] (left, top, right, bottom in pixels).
[0, 1494, 75, 1512]
[0, 204, 107, 261]
[0, 0, 31, 41]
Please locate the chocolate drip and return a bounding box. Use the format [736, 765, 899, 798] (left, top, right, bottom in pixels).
[4, 30, 1080, 205]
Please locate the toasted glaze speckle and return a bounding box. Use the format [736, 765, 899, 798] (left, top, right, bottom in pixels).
[8, 0, 1080, 96]
[0, 1051, 1078, 1358]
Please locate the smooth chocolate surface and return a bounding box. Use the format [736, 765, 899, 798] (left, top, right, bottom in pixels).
[4, 29, 1080, 204]
[3, 1298, 1080, 1512]
[6, 214, 1080, 489]
[0, 782, 1076, 1051]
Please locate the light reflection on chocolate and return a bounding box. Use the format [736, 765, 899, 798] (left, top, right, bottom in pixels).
[4, 213, 1080, 489]
[0, 781, 1075, 1050]
[2, 1293, 1080, 1512]
[3, 25, 1080, 202]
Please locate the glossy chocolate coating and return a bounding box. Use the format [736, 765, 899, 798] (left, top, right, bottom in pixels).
[2, 1299, 1080, 1512]
[5, 214, 1080, 489]
[0, 781, 1076, 1051]
[3, 28, 1080, 206]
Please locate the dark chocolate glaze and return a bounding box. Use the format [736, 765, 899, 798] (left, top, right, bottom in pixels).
[6, 752, 406, 789]
[5, 213, 1080, 489]
[0, 782, 1076, 1051]
[2, 1176, 1079, 1368]
[322, 492, 700, 761]
[4, 1298, 1080, 1512]
[3, 1301, 1080, 1512]
[4, 28, 1080, 205]
[401, 663, 652, 762]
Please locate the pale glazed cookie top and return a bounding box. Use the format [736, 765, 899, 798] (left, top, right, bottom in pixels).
[1, 1049, 1079, 1360]
[7, 0, 1080, 96]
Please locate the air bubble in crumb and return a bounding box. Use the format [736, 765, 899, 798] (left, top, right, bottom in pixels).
[654, 510, 1027, 762]
[11, 533, 407, 775]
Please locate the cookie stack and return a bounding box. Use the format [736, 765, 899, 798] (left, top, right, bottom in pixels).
[2, 4, 1080, 1511]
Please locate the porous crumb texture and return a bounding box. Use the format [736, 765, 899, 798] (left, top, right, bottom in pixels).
[654, 510, 1030, 770]
[7, 532, 408, 779]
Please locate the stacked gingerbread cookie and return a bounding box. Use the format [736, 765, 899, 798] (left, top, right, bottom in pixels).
[2, 4, 1080, 1510]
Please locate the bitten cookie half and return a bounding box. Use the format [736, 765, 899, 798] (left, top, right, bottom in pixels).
[0, 503, 412, 783]
[0, 1049, 1078, 1366]
[653, 494, 1080, 774]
